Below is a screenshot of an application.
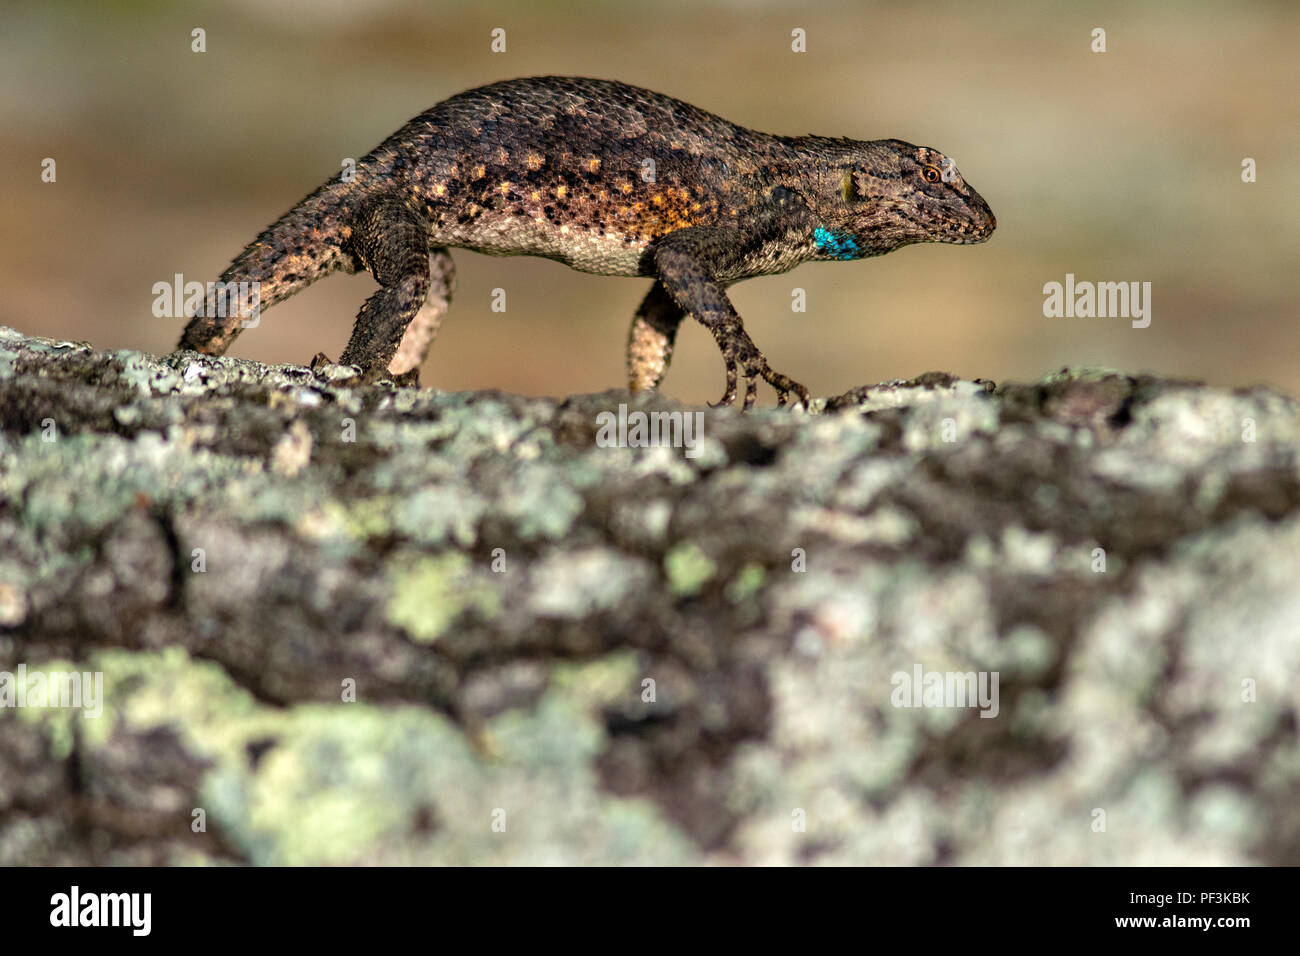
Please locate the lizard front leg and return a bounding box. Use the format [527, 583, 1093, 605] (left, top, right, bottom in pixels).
[653, 228, 809, 410]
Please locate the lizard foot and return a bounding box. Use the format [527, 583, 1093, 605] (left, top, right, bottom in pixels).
[766, 367, 811, 410]
[707, 320, 810, 410]
[710, 355, 810, 411]
[351, 364, 419, 386]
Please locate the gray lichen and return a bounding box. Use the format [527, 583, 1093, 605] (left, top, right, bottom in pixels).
[0, 325, 1297, 864]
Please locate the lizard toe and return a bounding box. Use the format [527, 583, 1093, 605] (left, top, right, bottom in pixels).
[710, 358, 740, 407]
[762, 367, 809, 411]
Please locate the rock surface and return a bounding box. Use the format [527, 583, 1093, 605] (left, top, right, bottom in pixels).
[1, 325, 1297, 865]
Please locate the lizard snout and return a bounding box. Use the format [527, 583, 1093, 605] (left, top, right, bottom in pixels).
[968, 191, 997, 240]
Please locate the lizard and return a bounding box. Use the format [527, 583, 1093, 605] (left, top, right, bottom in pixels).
[177, 76, 996, 408]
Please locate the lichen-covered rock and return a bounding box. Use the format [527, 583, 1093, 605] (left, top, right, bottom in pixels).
[0, 325, 1296, 864]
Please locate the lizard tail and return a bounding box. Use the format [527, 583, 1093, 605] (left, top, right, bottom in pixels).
[177, 179, 358, 355]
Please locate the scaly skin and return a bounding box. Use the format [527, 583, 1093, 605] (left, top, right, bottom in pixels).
[177, 76, 996, 407]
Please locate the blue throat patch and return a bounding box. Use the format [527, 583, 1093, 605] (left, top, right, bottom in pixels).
[814, 226, 859, 260]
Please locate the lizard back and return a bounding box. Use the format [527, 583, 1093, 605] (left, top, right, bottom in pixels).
[362, 76, 790, 276]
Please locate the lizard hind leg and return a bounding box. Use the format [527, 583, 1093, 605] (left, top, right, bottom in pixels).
[626, 280, 685, 392]
[386, 247, 455, 386]
[338, 198, 433, 383]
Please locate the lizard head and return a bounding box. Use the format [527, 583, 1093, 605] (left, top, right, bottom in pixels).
[814, 140, 996, 259]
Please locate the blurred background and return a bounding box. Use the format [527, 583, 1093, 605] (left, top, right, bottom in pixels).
[2, 0, 1297, 404]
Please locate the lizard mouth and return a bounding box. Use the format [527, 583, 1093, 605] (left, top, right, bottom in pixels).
[903, 197, 996, 244]
[948, 201, 996, 244]
[939, 219, 995, 244]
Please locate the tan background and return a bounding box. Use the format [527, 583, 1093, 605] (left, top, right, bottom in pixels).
[2, 0, 1297, 405]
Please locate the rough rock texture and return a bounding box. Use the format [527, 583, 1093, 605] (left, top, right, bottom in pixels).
[1, 325, 1297, 865]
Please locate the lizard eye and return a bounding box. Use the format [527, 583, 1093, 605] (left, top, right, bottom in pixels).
[922, 166, 941, 184]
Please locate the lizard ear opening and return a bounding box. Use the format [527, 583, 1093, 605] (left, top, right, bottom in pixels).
[840, 169, 856, 203]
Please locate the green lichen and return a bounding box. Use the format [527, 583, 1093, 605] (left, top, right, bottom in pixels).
[664, 542, 717, 597]
[387, 552, 501, 642]
[726, 562, 766, 603]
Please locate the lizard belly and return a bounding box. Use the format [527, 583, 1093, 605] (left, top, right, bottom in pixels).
[441, 214, 652, 277]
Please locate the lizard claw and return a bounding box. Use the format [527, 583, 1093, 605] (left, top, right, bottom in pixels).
[776, 379, 811, 410]
[762, 365, 810, 410]
[709, 358, 740, 407]
[712, 362, 810, 411]
[739, 360, 810, 411]
[707, 321, 808, 410]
